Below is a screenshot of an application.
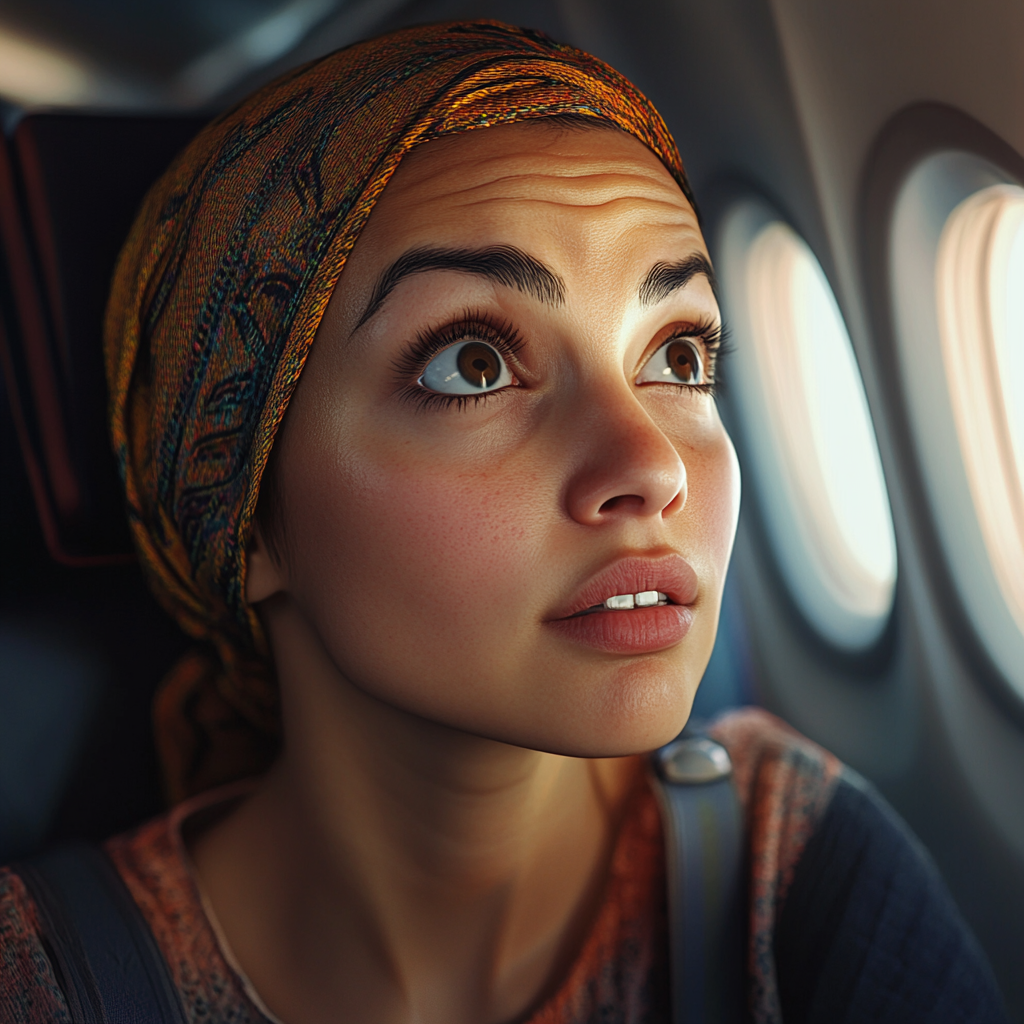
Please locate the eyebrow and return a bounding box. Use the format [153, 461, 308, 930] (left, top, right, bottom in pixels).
[638, 253, 719, 307]
[356, 245, 566, 328]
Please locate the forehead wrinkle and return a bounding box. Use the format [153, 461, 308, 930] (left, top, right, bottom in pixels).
[447, 164, 679, 188]
[396, 166, 688, 210]
[436, 175, 682, 204]
[437, 192, 694, 218]
[402, 148, 677, 183]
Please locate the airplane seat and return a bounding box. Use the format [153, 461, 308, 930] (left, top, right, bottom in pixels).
[0, 114, 205, 861]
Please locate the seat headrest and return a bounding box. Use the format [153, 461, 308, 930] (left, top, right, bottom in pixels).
[0, 114, 206, 565]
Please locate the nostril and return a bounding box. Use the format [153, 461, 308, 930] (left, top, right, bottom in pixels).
[566, 441, 687, 525]
[598, 494, 646, 515]
[662, 490, 686, 516]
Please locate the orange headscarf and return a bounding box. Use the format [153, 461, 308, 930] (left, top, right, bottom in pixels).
[104, 20, 693, 802]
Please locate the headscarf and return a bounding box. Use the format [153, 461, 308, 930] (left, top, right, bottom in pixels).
[105, 20, 693, 803]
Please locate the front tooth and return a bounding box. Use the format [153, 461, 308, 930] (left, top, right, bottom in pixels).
[604, 593, 635, 610]
[635, 590, 660, 607]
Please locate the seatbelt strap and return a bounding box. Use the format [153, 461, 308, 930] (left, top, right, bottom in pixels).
[651, 727, 748, 1024]
[17, 842, 188, 1024]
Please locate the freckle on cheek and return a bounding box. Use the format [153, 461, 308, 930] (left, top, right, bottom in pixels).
[338, 467, 533, 611]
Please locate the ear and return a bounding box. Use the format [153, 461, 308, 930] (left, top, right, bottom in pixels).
[246, 521, 287, 603]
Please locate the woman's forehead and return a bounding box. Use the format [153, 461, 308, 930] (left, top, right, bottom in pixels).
[348, 121, 706, 291]
[400, 121, 678, 185]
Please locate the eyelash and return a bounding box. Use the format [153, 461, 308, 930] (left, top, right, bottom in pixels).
[392, 311, 525, 412]
[391, 311, 730, 411]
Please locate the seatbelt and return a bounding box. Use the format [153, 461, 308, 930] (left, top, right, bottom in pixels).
[651, 725, 748, 1024]
[17, 842, 188, 1024]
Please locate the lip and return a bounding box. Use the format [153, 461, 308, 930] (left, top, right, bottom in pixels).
[545, 554, 699, 654]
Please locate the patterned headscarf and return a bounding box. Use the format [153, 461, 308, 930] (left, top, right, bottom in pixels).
[105, 20, 693, 802]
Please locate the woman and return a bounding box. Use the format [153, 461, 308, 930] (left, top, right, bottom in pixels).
[0, 20, 1007, 1024]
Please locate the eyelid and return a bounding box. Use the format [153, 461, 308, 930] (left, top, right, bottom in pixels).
[391, 311, 525, 382]
[391, 310, 525, 411]
[639, 320, 723, 374]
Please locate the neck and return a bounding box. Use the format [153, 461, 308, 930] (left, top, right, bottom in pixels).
[191, 595, 640, 1024]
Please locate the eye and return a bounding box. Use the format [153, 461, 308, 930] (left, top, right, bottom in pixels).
[636, 337, 706, 386]
[418, 339, 514, 395]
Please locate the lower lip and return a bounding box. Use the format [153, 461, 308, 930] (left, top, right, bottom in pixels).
[546, 605, 694, 654]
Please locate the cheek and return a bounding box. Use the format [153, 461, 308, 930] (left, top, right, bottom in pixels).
[664, 409, 741, 585]
[283, 428, 550, 686]
[692, 428, 741, 573]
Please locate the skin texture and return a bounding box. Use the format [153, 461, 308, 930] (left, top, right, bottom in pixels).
[191, 122, 740, 1024]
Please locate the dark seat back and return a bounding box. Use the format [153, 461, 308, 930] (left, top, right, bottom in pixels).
[1, 114, 206, 564]
[0, 116, 206, 860]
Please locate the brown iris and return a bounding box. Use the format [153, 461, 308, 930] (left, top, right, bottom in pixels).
[666, 339, 703, 384]
[457, 342, 502, 388]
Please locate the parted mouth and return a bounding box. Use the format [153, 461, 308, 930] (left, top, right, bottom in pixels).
[549, 554, 699, 622]
[569, 591, 671, 617]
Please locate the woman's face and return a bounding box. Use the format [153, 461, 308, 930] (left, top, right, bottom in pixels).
[259, 121, 740, 756]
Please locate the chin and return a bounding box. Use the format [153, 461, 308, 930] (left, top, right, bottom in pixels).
[473, 657, 701, 759]
[576, 659, 698, 756]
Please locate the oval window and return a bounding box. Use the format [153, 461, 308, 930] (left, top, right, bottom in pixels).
[938, 184, 1024, 639]
[718, 201, 897, 649]
[891, 153, 1024, 700]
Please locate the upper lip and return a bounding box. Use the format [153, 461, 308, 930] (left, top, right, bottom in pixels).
[547, 554, 699, 620]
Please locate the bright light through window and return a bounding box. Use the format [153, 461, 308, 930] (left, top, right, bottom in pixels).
[937, 184, 1024, 634]
[785, 230, 897, 593]
[1002, 204, 1024, 474]
[720, 205, 897, 648]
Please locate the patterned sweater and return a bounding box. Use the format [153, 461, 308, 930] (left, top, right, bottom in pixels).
[0, 708, 1008, 1023]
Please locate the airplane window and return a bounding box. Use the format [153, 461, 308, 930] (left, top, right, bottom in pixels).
[938, 185, 1024, 645]
[718, 200, 897, 649]
[891, 153, 1024, 700]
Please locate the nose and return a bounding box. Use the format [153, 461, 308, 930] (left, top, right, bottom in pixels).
[563, 386, 687, 526]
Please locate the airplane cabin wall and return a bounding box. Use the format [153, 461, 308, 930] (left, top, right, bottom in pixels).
[730, 0, 1024, 1013]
